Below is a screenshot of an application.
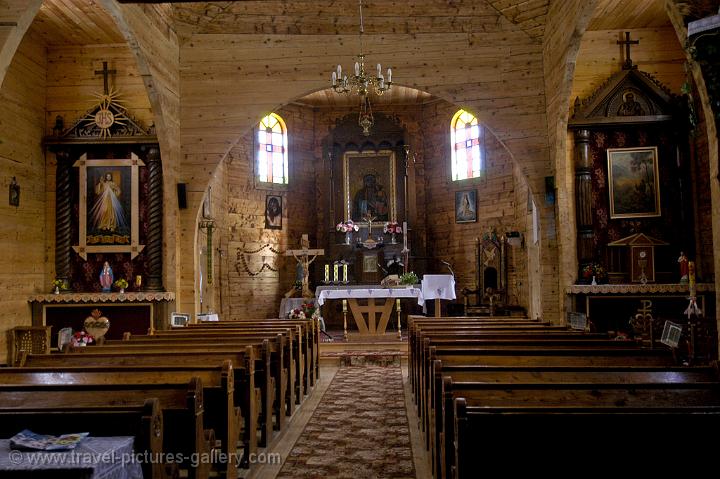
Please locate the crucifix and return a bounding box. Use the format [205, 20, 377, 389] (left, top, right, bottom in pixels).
[284, 234, 324, 298]
[94, 61, 117, 95]
[617, 31, 639, 70]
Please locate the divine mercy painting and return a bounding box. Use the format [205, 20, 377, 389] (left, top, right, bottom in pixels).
[87, 166, 131, 244]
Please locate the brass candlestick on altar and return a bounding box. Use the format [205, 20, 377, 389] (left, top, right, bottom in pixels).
[342, 299, 348, 342]
[396, 298, 402, 340]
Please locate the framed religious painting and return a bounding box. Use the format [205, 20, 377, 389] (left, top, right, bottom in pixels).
[73, 153, 145, 259]
[607, 147, 661, 219]
[343, 150, 397, 225]
[455, 190, 477, 223]
[265, 194, 282, 229]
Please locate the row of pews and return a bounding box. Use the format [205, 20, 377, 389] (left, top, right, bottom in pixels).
[1, 318, 320, 479]
[408, 315, 720, 478]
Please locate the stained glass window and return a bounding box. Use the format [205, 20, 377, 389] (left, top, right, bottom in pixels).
[257, 113, 288, 184]
[450, 109, 483, 181]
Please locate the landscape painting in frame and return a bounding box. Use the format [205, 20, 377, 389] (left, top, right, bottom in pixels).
[607, 147, 661, 219]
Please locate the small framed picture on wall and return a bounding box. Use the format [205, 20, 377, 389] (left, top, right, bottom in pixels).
[455, 190, 477, 223]
[265, 194, 282, 229]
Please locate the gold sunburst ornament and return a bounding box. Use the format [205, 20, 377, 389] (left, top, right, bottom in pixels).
[81, 87, 130, 139]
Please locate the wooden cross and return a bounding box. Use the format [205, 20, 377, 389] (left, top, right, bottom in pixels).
[94, 61, 116, 95]
[617, 32, 639, 70]
[284, 234, 324, 298]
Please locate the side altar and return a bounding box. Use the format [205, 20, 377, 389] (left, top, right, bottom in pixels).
[28, 292, 175, 347]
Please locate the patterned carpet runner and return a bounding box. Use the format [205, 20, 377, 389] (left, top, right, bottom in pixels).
[276, 366, 416, 479]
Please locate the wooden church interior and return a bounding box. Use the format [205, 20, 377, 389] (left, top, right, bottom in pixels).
[0, 0, 719, 476]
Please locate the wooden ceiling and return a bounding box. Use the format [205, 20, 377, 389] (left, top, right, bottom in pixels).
[170, 1, 541, 37]
[30, 0, 125, 45]
[588, 0, 671, 31]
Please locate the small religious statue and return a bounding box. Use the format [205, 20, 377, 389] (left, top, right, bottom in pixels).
[99, 261, 113, 292]
[678, 251, 689, 284]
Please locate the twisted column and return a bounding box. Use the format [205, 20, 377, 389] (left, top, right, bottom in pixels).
[54, 150, 73, 290]
[145, 146, 164, 291]
[574, 129, 594, 269]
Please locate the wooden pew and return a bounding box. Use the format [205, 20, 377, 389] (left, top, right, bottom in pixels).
[432, 364, 718, 479]
[0, 378, 209, 479]
[0, 362, 238, 479]
[0, 398, 166, 479]
[22, 348, 259, 469]
[105, 334, 287, 441]
[139, 330, 296, 416]
[184, 318, 319, 389]
[161, 324, 307, 403]
[453, 400, 720, 477]
[414, 335, 643, 432]
[441, 379, 720, 478]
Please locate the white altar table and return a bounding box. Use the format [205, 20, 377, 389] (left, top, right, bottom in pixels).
[316, 286, 423, 339]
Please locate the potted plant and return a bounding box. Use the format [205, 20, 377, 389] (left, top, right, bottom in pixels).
[399, 271, 419, 286]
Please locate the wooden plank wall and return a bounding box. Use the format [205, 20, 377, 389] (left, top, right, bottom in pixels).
[45, 44, 154, 134]
[0, 31, 47, 363]
[422, 100, 529, 311]
[220, 104, 316, 320]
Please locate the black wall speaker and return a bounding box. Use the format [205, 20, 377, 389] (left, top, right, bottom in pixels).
[177, 183, 187, 209]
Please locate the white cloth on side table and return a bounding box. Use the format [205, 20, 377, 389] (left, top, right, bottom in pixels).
[420, 274, 456, 313]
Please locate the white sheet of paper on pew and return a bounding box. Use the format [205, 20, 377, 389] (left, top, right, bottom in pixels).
[197, 313, 219, 322]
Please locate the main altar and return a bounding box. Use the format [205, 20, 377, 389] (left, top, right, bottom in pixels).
[316, 285, 422, 340]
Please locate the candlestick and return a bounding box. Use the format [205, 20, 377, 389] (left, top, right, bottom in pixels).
[402, 221, 408, 250]
[343, 264, 348, 283]
[333, 263, 339, 283]
[324, 264, 329, 283]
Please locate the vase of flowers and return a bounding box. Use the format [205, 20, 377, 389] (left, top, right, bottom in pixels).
[114, 278, 128, 294]
[580, 263, 607, 285]
[336, 220, 359, 245]
[70, 330, 94, 347]
[288, 302, 320, 320]
[384, 222, 402, 244]
[52, 278, 64, 294]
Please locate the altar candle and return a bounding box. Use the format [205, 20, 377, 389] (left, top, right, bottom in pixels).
[343, 264, 348, 283]
[689, 261, 696, 297]
[333, 263, 339, 283]
[324, 264, 329, 283]
[403, 222, 408, 250]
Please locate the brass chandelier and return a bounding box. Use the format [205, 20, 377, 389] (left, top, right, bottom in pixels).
[330, 0, 393, 136]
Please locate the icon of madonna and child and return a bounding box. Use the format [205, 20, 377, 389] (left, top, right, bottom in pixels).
[88, 169, 130, 244]
[352, 172, 390, 222]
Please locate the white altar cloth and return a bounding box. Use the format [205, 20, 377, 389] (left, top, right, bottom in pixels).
[316, 286, 423, 306]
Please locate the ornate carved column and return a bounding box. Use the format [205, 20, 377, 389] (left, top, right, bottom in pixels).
[54, 150, 73, 290]
[574, 129, 594, 269]
[145, 146, 164, 291]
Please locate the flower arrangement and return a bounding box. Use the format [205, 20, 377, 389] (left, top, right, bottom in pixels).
[114, 278, 128, 290]
[581, 263, 607, 281]
[336, 220, 359, 233]
[52, 278, 64, 289]
[383, 222, 403, 234]
[400, 271, 419, 285]
[70, 330, 94, 347]
[288, 302, 320, 320]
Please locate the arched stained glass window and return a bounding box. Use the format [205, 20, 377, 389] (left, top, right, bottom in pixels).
[257, 113, 288, 184]
[450, 109, 483, 181]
